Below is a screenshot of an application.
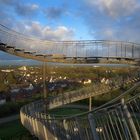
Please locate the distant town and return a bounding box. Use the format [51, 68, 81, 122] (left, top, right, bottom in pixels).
[0, 65, 138, 105]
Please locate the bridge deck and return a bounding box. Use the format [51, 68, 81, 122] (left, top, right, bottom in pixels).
[0, 42, 139, 64]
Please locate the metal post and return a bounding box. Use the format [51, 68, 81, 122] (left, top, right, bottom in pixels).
[43, 123, 48, 140]
[101, 43, 103, 57]
[139, 47, 140, 58]
[132, 45, 134, 58]
[63, 119, 71, 140]
[97, 42, 98, 57]
[75, 117, 84, 140]
[121, 43, 122, 58]
[76, 43, 77, 57]
[121, 98, 140, 140]
[116, 44, 117, 57]
[125, 45, 126, 58]
[52, 116, 58, 140]
[43, 61, 47, 99]
[89, 97, 92, 111]
[88, 113, 99, 140]
[108, 43, 109, 59]
[43, 60, 48, 113]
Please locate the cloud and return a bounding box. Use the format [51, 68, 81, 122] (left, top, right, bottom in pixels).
[23, 22, 74, 40]
[43, 7, 66, 20]
[0, 0, 39, 18]
[86, 0, 139, 18]
[0, 0, 74, 41]
[43, 26, 74, 40]
[15, 3, 39, 17]
[0, 20, 74, 41]
[79, 0, 140, 42]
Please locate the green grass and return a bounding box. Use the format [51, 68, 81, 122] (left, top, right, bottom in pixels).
[49, 108, 87, 116]
[0, 120, 36, 140]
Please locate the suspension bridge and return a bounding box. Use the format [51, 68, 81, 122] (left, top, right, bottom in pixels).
[0, 24, 140, 140]
[0, 24, 140, 64]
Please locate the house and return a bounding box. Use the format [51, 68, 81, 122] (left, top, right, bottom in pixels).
[18, 66, 27, 71]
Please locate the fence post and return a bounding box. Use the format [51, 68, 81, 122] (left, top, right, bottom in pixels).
[88, 113, 99, 140]
[121, 98, 140, 140]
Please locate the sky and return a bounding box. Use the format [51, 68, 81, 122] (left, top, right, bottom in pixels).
[0, 0, 140, 60]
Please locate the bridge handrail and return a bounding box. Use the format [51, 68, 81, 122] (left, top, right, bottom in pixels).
[0, 24, 140, 56]
[21, 76, 140, 120]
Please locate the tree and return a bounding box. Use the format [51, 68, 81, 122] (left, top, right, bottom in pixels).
[6, 72, 17, 85]
[0, 72, 9, 92]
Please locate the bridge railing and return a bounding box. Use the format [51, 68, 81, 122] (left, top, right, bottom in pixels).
[0, 24, 140, 59]
[20, 74, 140, 140]
[20, 83, 140, 140]
[20, 73, 139, 113]
[48, 74, 140, 109]
[20, 72, 140, 115]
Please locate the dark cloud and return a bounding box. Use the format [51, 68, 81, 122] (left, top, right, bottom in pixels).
[0, 0, 39, 18]
[15, 3, 39, 17]
[44, 7, 66, 20]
